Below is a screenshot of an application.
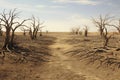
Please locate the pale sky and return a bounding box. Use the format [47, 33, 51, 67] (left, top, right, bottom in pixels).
[0, 0, 120, 32]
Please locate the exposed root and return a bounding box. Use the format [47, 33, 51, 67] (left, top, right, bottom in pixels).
[0, 51, 5, 64]
[72, 47, 120, 70]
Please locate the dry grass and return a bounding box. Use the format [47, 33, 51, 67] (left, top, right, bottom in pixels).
[0, 34, 56, 80]
[0, 32, 120, 80]
[63, 33, 120, 80]
[65, 34, 120, 67]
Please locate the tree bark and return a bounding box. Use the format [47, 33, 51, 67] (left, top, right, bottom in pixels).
[10, 30, 15, 47]
[2, 28, 11, 50]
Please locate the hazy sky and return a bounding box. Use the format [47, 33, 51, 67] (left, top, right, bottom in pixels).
[0, 0, 120, 32]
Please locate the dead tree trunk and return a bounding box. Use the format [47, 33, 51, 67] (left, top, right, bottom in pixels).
[20, 27, 29, 36]
[0, 29, 2, 36]
[29, 28, 33, 39]
[84, 25, 88, 37]
[23, 30, 26, 36]
[0, 9, 29, 50]
[29, 16, 44, 40]
[0, 26, 2, 36]
[100, 28, 104, 37]
[2, 28, 11, 50]
[10, 29, 15, 47]
[103, 36, 111, 48]
[0, 20, 3, 36]
[103, 27, 112, 48]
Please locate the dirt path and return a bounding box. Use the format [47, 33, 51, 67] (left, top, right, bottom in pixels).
[39, 35, 102, 80]
[1, 34, 119, 80]
[0, 35, 103, 80]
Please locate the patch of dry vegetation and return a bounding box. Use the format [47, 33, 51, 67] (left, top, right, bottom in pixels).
[64, 34, 120, 70]
[0, 34, 56, 80]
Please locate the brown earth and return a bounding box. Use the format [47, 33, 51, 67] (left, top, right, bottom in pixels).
[0, 33, 120, 80]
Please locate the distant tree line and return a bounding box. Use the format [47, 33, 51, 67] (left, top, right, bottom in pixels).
[71, 25, 88, 37]
[71, 14, 120, 48]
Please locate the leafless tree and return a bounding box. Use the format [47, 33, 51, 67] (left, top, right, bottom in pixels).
[75, 27, 80, 35]
[92, 15, 113, 37]
[21, 27, 26, 36]
[92, 15, 114, 48]
[0, 9, 29, 50]
[10, 20, 28, 47]
[71, 28, 75, 34]
[109, 19, 120, 34]
[20, 27, 29, 36]
[29, 16, 44, 40]
[71, 27, 81, 35]
[84, 25, 88, 37]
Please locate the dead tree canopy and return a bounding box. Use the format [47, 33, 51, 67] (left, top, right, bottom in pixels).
[93, 15, 114, 48]
[71, 27, 81, 35]
[29, 16, 44, 40]
[0, 9, 29, 50]
[92, 15, 113, 37]
[109, 19, 120, 34]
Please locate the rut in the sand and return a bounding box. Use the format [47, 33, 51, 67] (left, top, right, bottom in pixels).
[40, 36, 102, 80]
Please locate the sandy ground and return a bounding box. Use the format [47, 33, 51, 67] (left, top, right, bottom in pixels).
[38, 34, 102, 80]
[0, 33, 120, 80]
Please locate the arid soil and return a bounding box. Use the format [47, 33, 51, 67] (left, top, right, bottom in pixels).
[0, 33, 120, 80]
